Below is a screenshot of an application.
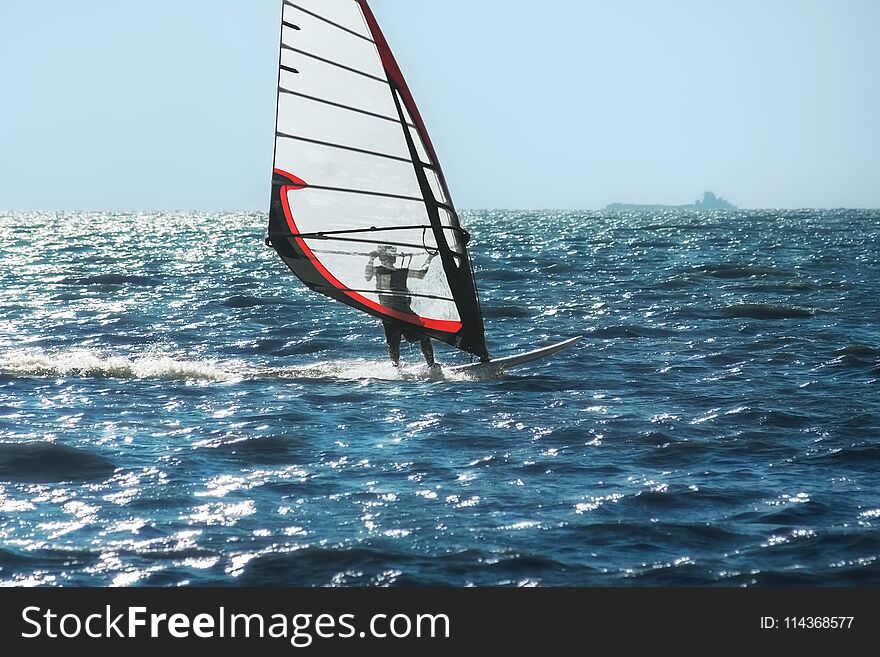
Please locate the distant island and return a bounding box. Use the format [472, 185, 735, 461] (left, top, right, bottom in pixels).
[605, 191, 738, 211]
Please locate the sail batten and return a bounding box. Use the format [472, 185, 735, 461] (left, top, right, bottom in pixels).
[280, 45, 388, 83]
[276, 236, 464, 256]
[283, 1, 375, 43]
[312, 287, 457, 303]
[275, 132, 414, 164]
[301, 185, 425, 204]
[268, 0, 488, 359]
[278, 88, 398, 124]
[275, 224, 465, 239]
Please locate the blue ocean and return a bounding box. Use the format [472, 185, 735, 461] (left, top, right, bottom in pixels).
[1, 209, 878, 586]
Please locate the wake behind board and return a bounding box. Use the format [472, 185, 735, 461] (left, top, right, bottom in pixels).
[447, 336, 581, 375]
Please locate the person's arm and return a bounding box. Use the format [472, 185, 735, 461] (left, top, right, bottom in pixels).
[365, 253, 377, 281]
[409, 252, 436, 280]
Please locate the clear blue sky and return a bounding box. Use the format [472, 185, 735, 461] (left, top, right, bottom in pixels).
[1, 0, 877, 210]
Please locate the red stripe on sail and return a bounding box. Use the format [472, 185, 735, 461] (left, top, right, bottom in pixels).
[274, 169, 308, 190]
[275, 169, 462, 334]
[357, 0, 441, 166]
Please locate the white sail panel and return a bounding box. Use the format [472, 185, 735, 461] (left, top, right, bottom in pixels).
[283, 188, 460, 320]
[279, 54, 394, 120]
[394, 94, 433, 165]
[425, 169, 448, 205]
[408, 127, 431, 165]
[285, 0, 372, 40]
[277, 93, 409, 158]
[276, 140, 420, 199]
[285, 186, 465, 254]
[300, 242, 460, 323]
[303, 227, 440, 252]
[281, 7, 383, 80]
[286, 188, 429, 235]
[438, 208, 466, 257]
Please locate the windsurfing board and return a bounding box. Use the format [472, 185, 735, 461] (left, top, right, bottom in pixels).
[446, 336, 582, 374]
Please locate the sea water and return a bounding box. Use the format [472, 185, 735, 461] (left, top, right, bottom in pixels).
[1, 209, 878, 586]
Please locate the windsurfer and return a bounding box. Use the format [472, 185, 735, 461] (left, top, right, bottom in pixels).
[365, 245, 438, 368]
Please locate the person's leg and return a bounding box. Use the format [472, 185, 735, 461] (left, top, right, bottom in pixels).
[420, 336, 436, 367]
[383, 323, 401, 366]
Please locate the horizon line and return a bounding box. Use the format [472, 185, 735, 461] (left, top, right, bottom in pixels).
[3, 206, 880, 214]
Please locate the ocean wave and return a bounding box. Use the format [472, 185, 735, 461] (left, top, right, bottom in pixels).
[0, 442, 116, 483]
[637, 440, 714, 466]
[696, 264, 794, 279]
[628, 240, 678, 248]
[62, 274, 161, 286]
[230, 546, 418, 586]
[740, 568, 880, 586]
[482, 305, 534, 319]
[807, 444, 880, 466]
[0, 352, 486, 385]
[588, 325, 673, 339]
[221, 295, 284, 308]
[477, 269, 529, 282]
[193, 435, 309, 463]
[564, 520, 744, 548]
[831, 344, 880, 369]
[719, 304, 814, 320]
[0, 349, 238, 381]
[229, 546, 582, 587]
[257, 359, 477, 383]
[753, 500, 830, 525]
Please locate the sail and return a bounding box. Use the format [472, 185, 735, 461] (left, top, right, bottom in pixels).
[267, 0, 488, 359]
